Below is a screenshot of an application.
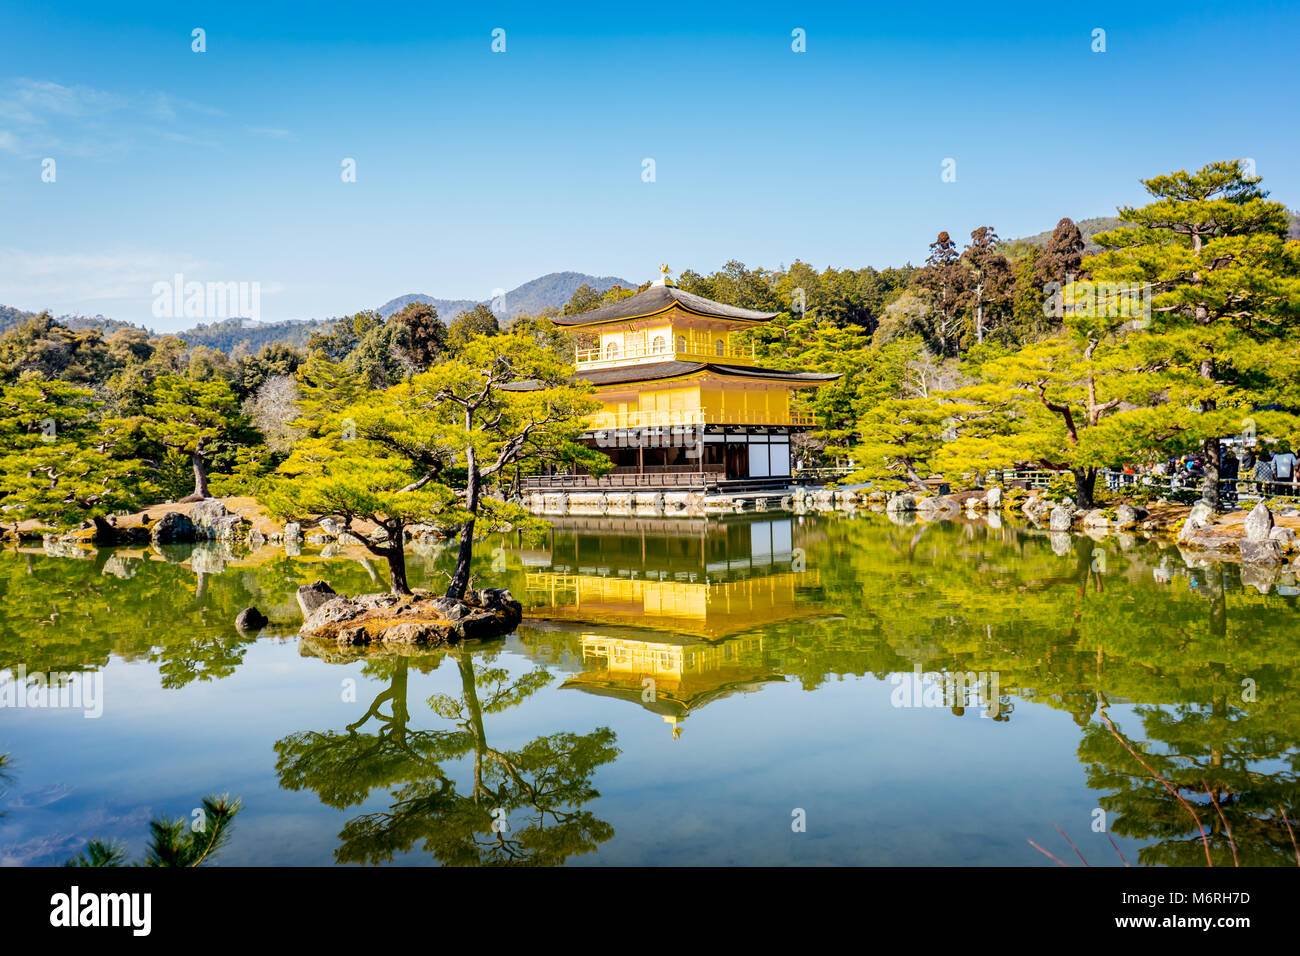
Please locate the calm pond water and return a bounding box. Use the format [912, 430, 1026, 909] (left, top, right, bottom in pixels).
[2, 512, 1298, 866]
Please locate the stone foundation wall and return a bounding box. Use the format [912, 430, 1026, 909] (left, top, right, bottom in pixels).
[519, 485, 883, 518]
[526, 490, 709, 517]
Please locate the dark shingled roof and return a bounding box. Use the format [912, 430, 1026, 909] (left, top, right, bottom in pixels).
[579, 361, 838, 386]
[550, 283, 780, 326]
[501, 361, 839, 390]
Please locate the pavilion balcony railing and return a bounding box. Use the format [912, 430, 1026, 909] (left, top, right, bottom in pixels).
[526, 571, 579, 590]
[586, 408, 815, 429]
[520, 470, 723, 491]
[609, 464, 725, 475]
[574, 341, 757, 369]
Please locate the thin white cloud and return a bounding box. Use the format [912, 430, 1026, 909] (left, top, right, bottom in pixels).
[0, 247, 212, 308]
[150, 92, 226, 121]
[246, 126, 294, 140]
[0, 79, 127, 124]
[148, 127, 223, 149]
[0, 246, 290, 327]
[0, 79, 227, 159]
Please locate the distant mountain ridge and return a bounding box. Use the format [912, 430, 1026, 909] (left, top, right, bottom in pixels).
[0, 270, 637, 354]
[0, 308, 342, 354]
[1011, 216, 1128, 253]
[1011, 210, 1300, 251]
[376, 271, 634, 319]
[0, 304, 142, 337]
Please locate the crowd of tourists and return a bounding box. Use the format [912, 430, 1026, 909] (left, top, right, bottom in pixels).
[1230, 446, 1299, 494]
[1146, 444, 1300, 496]
[1103, 442, 1300, 500]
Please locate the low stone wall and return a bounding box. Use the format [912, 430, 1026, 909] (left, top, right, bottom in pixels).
[526, 490, 709, 517]
[520, 484, 895, 518]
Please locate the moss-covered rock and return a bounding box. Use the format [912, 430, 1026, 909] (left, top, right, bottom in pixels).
[299, 586, 523, 648]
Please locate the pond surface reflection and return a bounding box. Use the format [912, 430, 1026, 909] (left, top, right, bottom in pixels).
[2, 513, 1298, 865]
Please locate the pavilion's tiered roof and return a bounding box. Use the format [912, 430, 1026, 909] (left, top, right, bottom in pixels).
[503, 360, 837, 391]
[574, 360, 838, 386]
[549, 283, 780, 327]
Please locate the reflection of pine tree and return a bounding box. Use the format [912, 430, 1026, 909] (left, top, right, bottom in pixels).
[0, 546, 449, 687]
[0, 752, 11, 819]
[802, 517, 1300, 865]
[1073, 560, 1300, 867]
[275, 649, 618, 866]
[1083, 697, 1300, 866]
[66, 795, 242, 867]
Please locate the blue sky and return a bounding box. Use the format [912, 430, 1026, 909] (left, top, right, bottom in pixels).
[1, 0, 1296, 329]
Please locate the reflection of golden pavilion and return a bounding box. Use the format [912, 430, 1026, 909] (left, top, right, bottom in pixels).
[525, 570, 821, 640]
[519, 513, 823, 639]
[514, 515, 824, 737]
[565, 632, 785, 739]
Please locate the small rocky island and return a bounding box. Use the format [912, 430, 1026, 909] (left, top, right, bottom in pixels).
[294, 580, 523, 647]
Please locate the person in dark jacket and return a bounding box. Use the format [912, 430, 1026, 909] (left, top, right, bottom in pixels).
[1219, 445, 1240, 504]
[1237, 449, 1256, 497]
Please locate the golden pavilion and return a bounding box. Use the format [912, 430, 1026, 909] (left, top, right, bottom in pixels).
[525, 267, 839, 491]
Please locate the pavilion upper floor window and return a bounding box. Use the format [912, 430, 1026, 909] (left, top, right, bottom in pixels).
[606, 342, 620, 359]
[715, 339, 725, 356]
[652, 335, 667, 354]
